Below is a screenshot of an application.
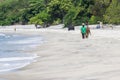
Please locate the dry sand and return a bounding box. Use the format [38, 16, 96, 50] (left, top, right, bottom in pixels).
[0, 25, 120, 80]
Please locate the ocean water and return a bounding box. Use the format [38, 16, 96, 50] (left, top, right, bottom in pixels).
[0, 33, 44, 73]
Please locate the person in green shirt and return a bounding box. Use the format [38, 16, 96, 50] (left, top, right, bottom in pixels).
[80, 23, 87, 39]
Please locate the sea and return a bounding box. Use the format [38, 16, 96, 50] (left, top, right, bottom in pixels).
[0, 33, 44, 73]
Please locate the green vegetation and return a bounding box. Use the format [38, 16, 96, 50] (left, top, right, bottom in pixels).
[0, 0, 119, 27]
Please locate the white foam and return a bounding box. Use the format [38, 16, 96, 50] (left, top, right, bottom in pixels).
[0, 33, 6, 36]
[7, 37, 43, 44]
[0, 33, 11, 38]
[0, 56, 39, 62]
[0, 55, 39, 72]
[0, 62, 30, 72]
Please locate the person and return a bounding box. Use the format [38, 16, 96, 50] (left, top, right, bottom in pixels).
[86, 26, 91, 38]
[80, 23, 87, 39]
[85, 21, 91, 38]
[100, 21, 103, 28]
[35, 23, 38, 29]
[14, 26, 16, 31]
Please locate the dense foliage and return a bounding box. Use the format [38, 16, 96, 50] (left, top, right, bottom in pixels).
[0, 0, 119, 27]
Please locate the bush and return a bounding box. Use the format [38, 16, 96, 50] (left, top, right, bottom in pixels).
[89, 16, 102, 24]
[53, 18, 61, 25]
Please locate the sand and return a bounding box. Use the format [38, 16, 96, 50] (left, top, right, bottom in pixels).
[0, 25, 120, 80]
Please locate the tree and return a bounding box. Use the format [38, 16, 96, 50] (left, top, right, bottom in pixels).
[29, 10, 50, 27]
[0, 0, 119, 26]
[64, 6, 82, 27]
[47, 0, 73, 24]
[104, 0, 120, 24]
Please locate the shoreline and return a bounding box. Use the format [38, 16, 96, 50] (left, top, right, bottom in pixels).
[0, 32, 43, 74]
[0, 26, 120, 80]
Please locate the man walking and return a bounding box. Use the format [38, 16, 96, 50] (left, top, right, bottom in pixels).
[85, 21, 91, 38]
[80, 23, 87, 39]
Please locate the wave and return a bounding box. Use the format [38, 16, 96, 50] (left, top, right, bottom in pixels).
[0, 33, 43, 73]
[0, 56, 39, 62]
[0, 33, 6, 36]
[7, 36, 44, 44]
[0, 56, 39, 73]
[0, 33, 10, 38]
[0, 62, 30, 72]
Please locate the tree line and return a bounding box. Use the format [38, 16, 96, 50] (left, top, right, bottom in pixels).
[0, 0, 120, 27]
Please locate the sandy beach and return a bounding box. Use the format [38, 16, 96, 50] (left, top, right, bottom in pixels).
[0, 25, 120, 80]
